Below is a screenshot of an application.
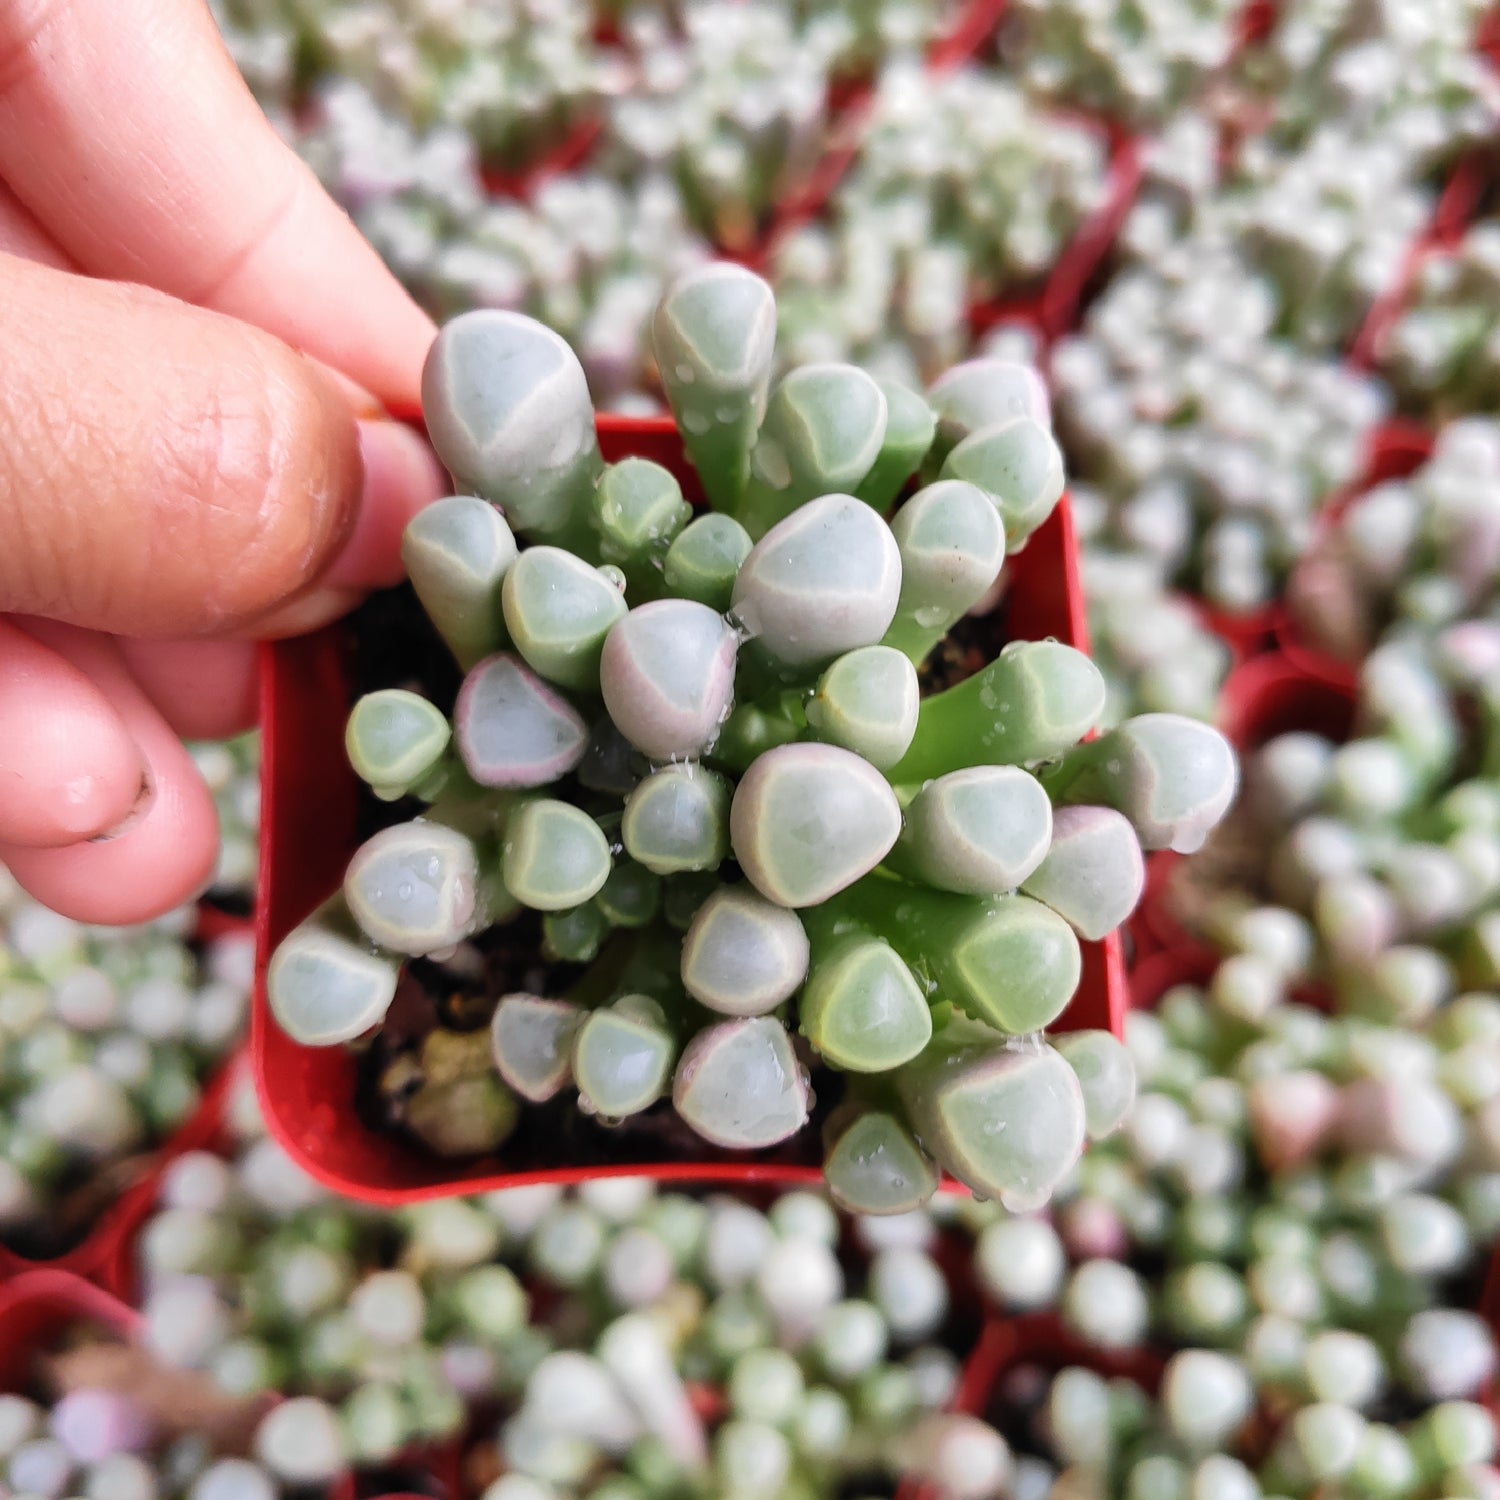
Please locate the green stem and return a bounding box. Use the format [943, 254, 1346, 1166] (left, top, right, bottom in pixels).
[889, 642, 1105, 784]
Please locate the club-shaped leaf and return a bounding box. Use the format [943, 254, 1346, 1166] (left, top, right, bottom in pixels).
[822, 1108, 939, 1217]
[401, 496, 518, 668]
[941, 417, 1064, 552]
[855, 379, 937, 513]
[894, 766, 1053, 895]
[595, 860, 663, 929]
[543, 903, 611, 964]
[502, 800, 612, 911]
[652, 264, 777, 513]
[454, 654, 589, 788]
[267, 897, 401, 1047]
[344, 821, 486, 955]
[680, 886, 809, 1016]
[673, 1016, 810, 1149]
[1021, 805, 1146, 940]
[1049, 714, 1239, 854]
[346, 690, 452, 802]
[883, 481, 1007, 664]
[622, 766, 732, 876]
[600, 600, 739, 761]
[1054, 1030, 1137, 1138]
[739, 364, 889, 536]
[662, 514, 754, 613]
[799, 933, 931, 1072]
[490, 994, 583, 1103]
[422, 310, 601, 540]
[891, 641, 1106, 784]
[731, 494, 902, 670]
[897, 1025, 1086, 1210]
[573, 995, 677, 1120]
[836, 879, 1081, 1035]
[926, 359, 1050, 471]
[804, 646, 920, 770]
[731, 744, 902, 907]
[591, 459, 692, 589]
[501, 546, 627, 693]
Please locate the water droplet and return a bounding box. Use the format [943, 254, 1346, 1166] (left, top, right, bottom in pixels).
[682, 411, 711, 436]
[675, 363, 696, 384]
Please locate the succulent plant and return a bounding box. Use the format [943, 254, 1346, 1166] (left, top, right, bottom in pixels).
[267, 263, 1239, 1209]
[998, 0, 1242, 125]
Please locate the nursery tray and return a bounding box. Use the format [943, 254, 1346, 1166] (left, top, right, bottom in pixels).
[252, 413, 1127, 1205]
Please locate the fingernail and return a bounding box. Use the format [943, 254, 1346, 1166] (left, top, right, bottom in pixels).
[87, 772, 154, 844]
[325, 421, 448, 592]
[307, 357, 387, 422]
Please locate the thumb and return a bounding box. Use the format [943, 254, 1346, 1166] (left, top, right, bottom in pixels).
[0, 252, 441, 639]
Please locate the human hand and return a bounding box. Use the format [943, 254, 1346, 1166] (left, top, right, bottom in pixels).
[0, 0, 447, 923]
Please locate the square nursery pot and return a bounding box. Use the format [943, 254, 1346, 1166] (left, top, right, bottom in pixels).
[252, 414, 1128, 1205]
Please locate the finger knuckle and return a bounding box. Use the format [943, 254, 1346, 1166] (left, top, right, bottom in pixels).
[176, 337, 357, 629]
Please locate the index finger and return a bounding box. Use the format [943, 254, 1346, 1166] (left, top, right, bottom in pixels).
[0, 0, 435, 413]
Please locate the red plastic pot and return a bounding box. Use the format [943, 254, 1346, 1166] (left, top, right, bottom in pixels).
[746, 0, 1012, 266]
[895, 1312, 1164, 1500]
[0, 1270, 138, 1389]
[252, 413, 1127, 1204]
[1216, 652, 1357, 753]
[1347, 148, 1488, 372]
[1129, 657, 1356, 966]
[972, 127, 1145, 346]
[0, 911, 253, 1289]
[1274, 420, 1436, 687]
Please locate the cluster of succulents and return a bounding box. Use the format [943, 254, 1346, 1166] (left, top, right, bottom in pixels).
[1220, 124, 1435, 354]
[1378, 219, 1500, 418]
[310, 0, 602, 171]
[267, 263, 1242, 1213]
[1234, 0, 1500, 175]
[786, 0, 962, 78]
[598, 1, 832, 250]
[1286, 420, 1500, 665]
[189, 735, 262, 909]
[1078, 550, 1233, 729]
[121, 1065, 1017, 1499]
[974, 1336, 1500, 1498]
[0, 1380, 352, 1500]
[1054, 231, 1391, 615]
[996, 0, 1242, 126]
[0, 869, 252, 1259]
[771, 61, 1111, 385]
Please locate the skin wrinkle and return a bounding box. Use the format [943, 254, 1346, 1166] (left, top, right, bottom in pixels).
[0, 0, 73, 101]
[0, 255, 360, 634]
[186, 159, 310, 314]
